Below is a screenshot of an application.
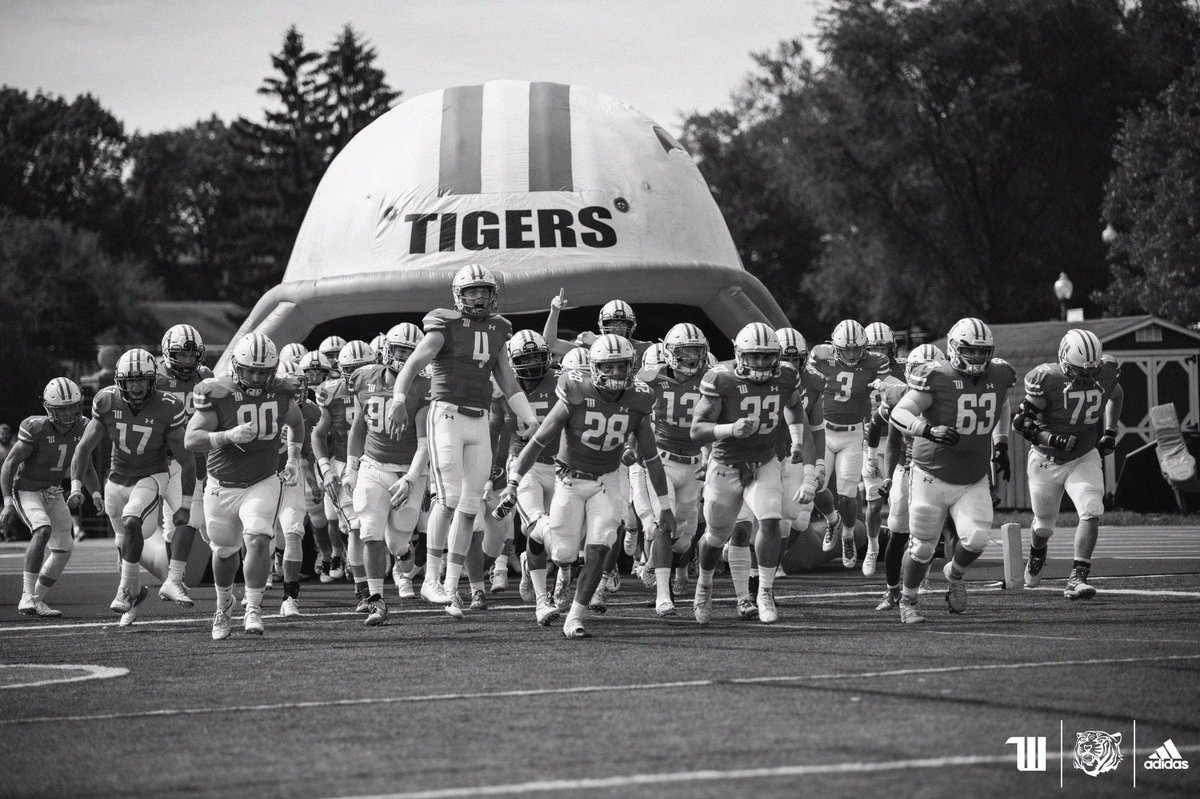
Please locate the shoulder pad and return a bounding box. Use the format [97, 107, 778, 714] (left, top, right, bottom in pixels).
[630, 381, 655, 412]
[906, 361, 939, 391]
[1024, 363, 1054, 396]
[18, 416, 46, 441]
[556, 370, 587, 405]
[495, 315, 513, 336]
[1100, 355, 1121, 378]
[881, 382, 908, 408]
[195, 377, 233, 400]
[634, 365, 662, 385]
[809, 343, 836, 362]
[93, 386, 117, 415]
[422, 308, 457, 333]
[631, 379, 653, 395]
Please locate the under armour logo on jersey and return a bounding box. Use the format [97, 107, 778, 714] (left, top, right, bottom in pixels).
[922, 476, 933, 484]
[986, 383, 995, 389]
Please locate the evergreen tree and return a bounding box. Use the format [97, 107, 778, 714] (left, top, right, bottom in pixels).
[318, 24, 400, 155]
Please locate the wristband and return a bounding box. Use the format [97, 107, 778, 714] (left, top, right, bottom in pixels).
[287, 443, 302, 460]
[2, 496, 12, 508]
[507, 477, 521, 489]
[347, 456, 361, 472]
[318, 457, 331, 472]
[207, 430, 230, 449]
[787, 423, 805, 444]
[915, 421, 931, 439]
[714, 423, 735, 440]
[1103, 427, 1117, 438]
[394, 391, 407, 405]
[71, 479, 84, 494]
[810, 420, 826, 432]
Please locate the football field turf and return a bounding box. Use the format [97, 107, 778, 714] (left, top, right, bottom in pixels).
[1, 531, 1198, 799]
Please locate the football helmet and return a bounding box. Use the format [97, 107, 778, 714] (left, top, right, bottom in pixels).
[775, 327, 809, 371]
[664, 323, 708, 377]
[589, 334, 636, 393]
[598, 300, 636, 338]
[831, 320, 867, 367]
[338, 340, 375, 385]
[507, 330, 551, 382]
[161, 324, 206, 380]
[276, 359, 306, 392]
[946, 318, 994, 376]
[734, 323, 781, 383]
[384, 323, 423, 372]
[43, 377, 82, 428]
[230, 333, 279, 397]
[298, 351, 332, 388]
[560, 347, 591, 372]
[642, 342, 667, 371]
[319, 336, 347, 375]
[864, 322, 896, 360]
[115, 348, 158, 412]
[1058, 329, 1103, 383]
[278, 342, 308, 365]
[369, 334, 387, 364]
[452, 264, 499, 319]
[905, 343, 946, 383]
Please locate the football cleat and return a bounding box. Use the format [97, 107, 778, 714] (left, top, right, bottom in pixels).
[355, 593, 371, 614]
[875, 587, 901, 611]
[420, 579, 452, 605]
[655, 597, 677, 617]
[490, 563, 508, 593]
[470, 589, 487, 610]
[211, 606, 232, 640]
[841, 537, 858, 570]
[943, 562, 967, 614]
[757, 589, 778, 624]
[244, 606, 264, 635]
[280, 597, 302, 617]
[553, 568, 573, 612]
[18, 594, 62, 618]
[118, 586, 149, 627]
[637, 562, 656, 588]
[158, 579, 194, 607]
[365, 596, 389, 626]
[535, 596, 561, 626]
[822, 523, 838, 553]
[1024, 547, 1047, 588]
[445, 590, 464, 619]
[319, 559, 333, 584]
[588, 584, 607, 614]
[518, 553, 535, 604]
[672, 568, 688, 597]
[736, 595, 758, 621]
[562, 617, 592, 639]
[693, 581, 713, 625]
[861, 539, 879, 577]
[1064, 566, 1096, 600]
[899, 596, 926, 624]
[329, 556, 346, 580]
[396, 574, 415, 599]
[110, 586, 137, 614]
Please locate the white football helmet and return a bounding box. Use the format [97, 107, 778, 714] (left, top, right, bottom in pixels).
[369, 334, 387, 364]
[338, 340, 375, 385]
[831, 320, 867, 367]
[452, 263, 498, 319]
[384, 323, 423, 372]
[598, 300, 636, 338]
[276, 359, 306, 391]
[864, 322, 896, 360]
[775, 328, 808, 371]
[946, 318, 994, 376]
[734, 323, 781, 383]
[641, 342, 667, 371]
[160, 324, 206, 380]
[589, 334, 636, 392]
[905, 343, 946, 383]
[663, 323, 708, 377]
[298, 351, 332, 388]
[43, 377, 82, 427]
[507, 330, 551, 382]
[278, 342, 308, 366]
[1058, 329, 1103, 383]
[319, 336, 347, 375]
[560, 347, 591, 372]
[230, 333, 279, 397]
[115, 348, 158, 411]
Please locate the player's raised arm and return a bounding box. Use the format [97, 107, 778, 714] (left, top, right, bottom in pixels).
[541, 289, 577, 357]
[387, 331, 443, 439]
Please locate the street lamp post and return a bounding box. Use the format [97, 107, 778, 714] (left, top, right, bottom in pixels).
[1054, 272, 1073, 322]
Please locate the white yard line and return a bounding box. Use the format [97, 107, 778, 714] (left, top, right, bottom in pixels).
[0, 664, 128, 690]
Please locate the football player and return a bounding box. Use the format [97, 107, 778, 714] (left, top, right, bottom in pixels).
[691, 323, 806, 625]
[2, 379, 99, 617]
[559, 347, 590, 372]
[775, 328, 827, 573]
[185, 332, 304, 639]
[297, 351, 342, 580]
[500, 334, 674, 638]
[807, 320, 891, 570]
[369, 334, 387, 364]
[273, 360, 322, 617]
[888, 319, 1014, 623]
[386, 264, 539, 618]
[860, 322, 906, 576]
[279, 343, 309, 366]
[345, 323, 431, 625]
[867, 344, 945, 610]
[70, 349, 194, 626]
[319, 335, 348, 378]
[156, 324, 213, 606]
[1014, 329, 1124, 600]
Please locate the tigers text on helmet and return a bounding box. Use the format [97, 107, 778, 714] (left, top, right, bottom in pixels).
[560, 347, 591, 372]
[641, 342, 667, 371]
[42, 377, 83, 427]
[831, 320, 867, 367]
[507, 330, 551, 382]
[589, 334, 636, 393]
[338, 340, 376, 384]
[385, 323, 424, 372]
[664, 323, 708, 377]
[115, 348, 159, 411]
[452, 263, 499, 319]
[298, 351, 332, 387]
[946, 318, 994, 376]
[230, 333, 279, 397]
[905, 343, 946, 383]
[734, 323, 781, 383]
[864, 322, 896, 360]
[1058, 329, 1103, 383]
[161, 324, 206, 380]
[598, 300, 636, 338]
[775, 327, 808, 371]
[276, 359, 306, 392]
[369, 334, 387, 364]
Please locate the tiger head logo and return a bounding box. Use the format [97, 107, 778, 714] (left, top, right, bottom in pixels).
[1074, 731, 1123, 777]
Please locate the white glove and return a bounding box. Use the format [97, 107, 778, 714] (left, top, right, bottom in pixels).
[281, 457, 301, 487]
[227, 421, 257, 445]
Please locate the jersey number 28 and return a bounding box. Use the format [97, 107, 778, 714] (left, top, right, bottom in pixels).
[581, 411, 629, 451]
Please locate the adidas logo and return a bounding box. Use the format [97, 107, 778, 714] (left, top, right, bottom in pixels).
[1144, 739, 1189, 770]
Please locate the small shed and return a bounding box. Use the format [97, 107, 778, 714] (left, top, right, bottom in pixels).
[934, 315, 1200, 509]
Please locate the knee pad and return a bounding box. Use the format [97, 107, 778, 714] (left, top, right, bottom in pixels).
[702, 529, 728, 550]
[960, 525, 990, 554]
[908, 537, 936, 563]
[123, 517, 143, 538]
[1031, 520, 1056, 537]
[550, 542, 577, 566]
[306, 505, 327, 527]
[212, 544, 240, 559]
[908, 503, 943, 541]
[671, 535, 691, 555]
[283, 530, 303, 562]
[1077, 494, 1104, 521]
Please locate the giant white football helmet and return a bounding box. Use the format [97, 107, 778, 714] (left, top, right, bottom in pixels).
[589, 334, 636, 392]
[230, 333, 279, 397]
[43, 377, 83, 428]
[864, 322, 896, 360]
[663, 323, 708, 377]
[452, 264, 498, 319]
[1058, 329, 1103, 383]
[598, 300, 636, 338]
[734, 323, 781, 383]
[946, 318, 994, 376]
[161, 324, 206, 380]
[775, 328, 809, 371]
[831, 320, 867, 367]
[507, 330, 551, 382]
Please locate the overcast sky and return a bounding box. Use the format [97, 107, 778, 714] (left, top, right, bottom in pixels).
[1, 0, 824, 135]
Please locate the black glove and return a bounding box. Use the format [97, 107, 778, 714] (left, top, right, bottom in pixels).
[879, 477, 892, 502]
[1097, 428, 1118, 456]
[992, 442, 1010, 481]
[925, 425, 960, 446]
[1036, 429, 1077, 452]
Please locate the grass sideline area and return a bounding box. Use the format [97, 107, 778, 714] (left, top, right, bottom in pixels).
[993, 509, 1200, 527]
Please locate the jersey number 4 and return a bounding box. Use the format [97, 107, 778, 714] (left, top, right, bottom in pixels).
[581, 411, 629, 452]
[472, 332, 490, 368]
[955, 394, 996, 435]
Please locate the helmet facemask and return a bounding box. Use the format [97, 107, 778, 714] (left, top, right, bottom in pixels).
[511, 350, 550, 382]
[45, 401, 80, 429]
[949, 342, 993, 376]
[234, 363, 275, 397]
[592, 358, 633, 393]
[667, 344, 707, 378]
[116, 375, 155, 412]
[835, 343, 865, 367]
[865, 342, 894, 360]
[303, 365, 330, 387]
[736, 351, 780, 383]
[387, 343, 417, 373]
[165, 346, 202, 380]
[456, 285, 496, 320]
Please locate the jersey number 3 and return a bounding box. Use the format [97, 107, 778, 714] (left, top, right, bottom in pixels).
[955, 394, 996, 435]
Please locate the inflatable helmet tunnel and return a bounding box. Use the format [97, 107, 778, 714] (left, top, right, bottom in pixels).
[221, 80, 786, 368]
